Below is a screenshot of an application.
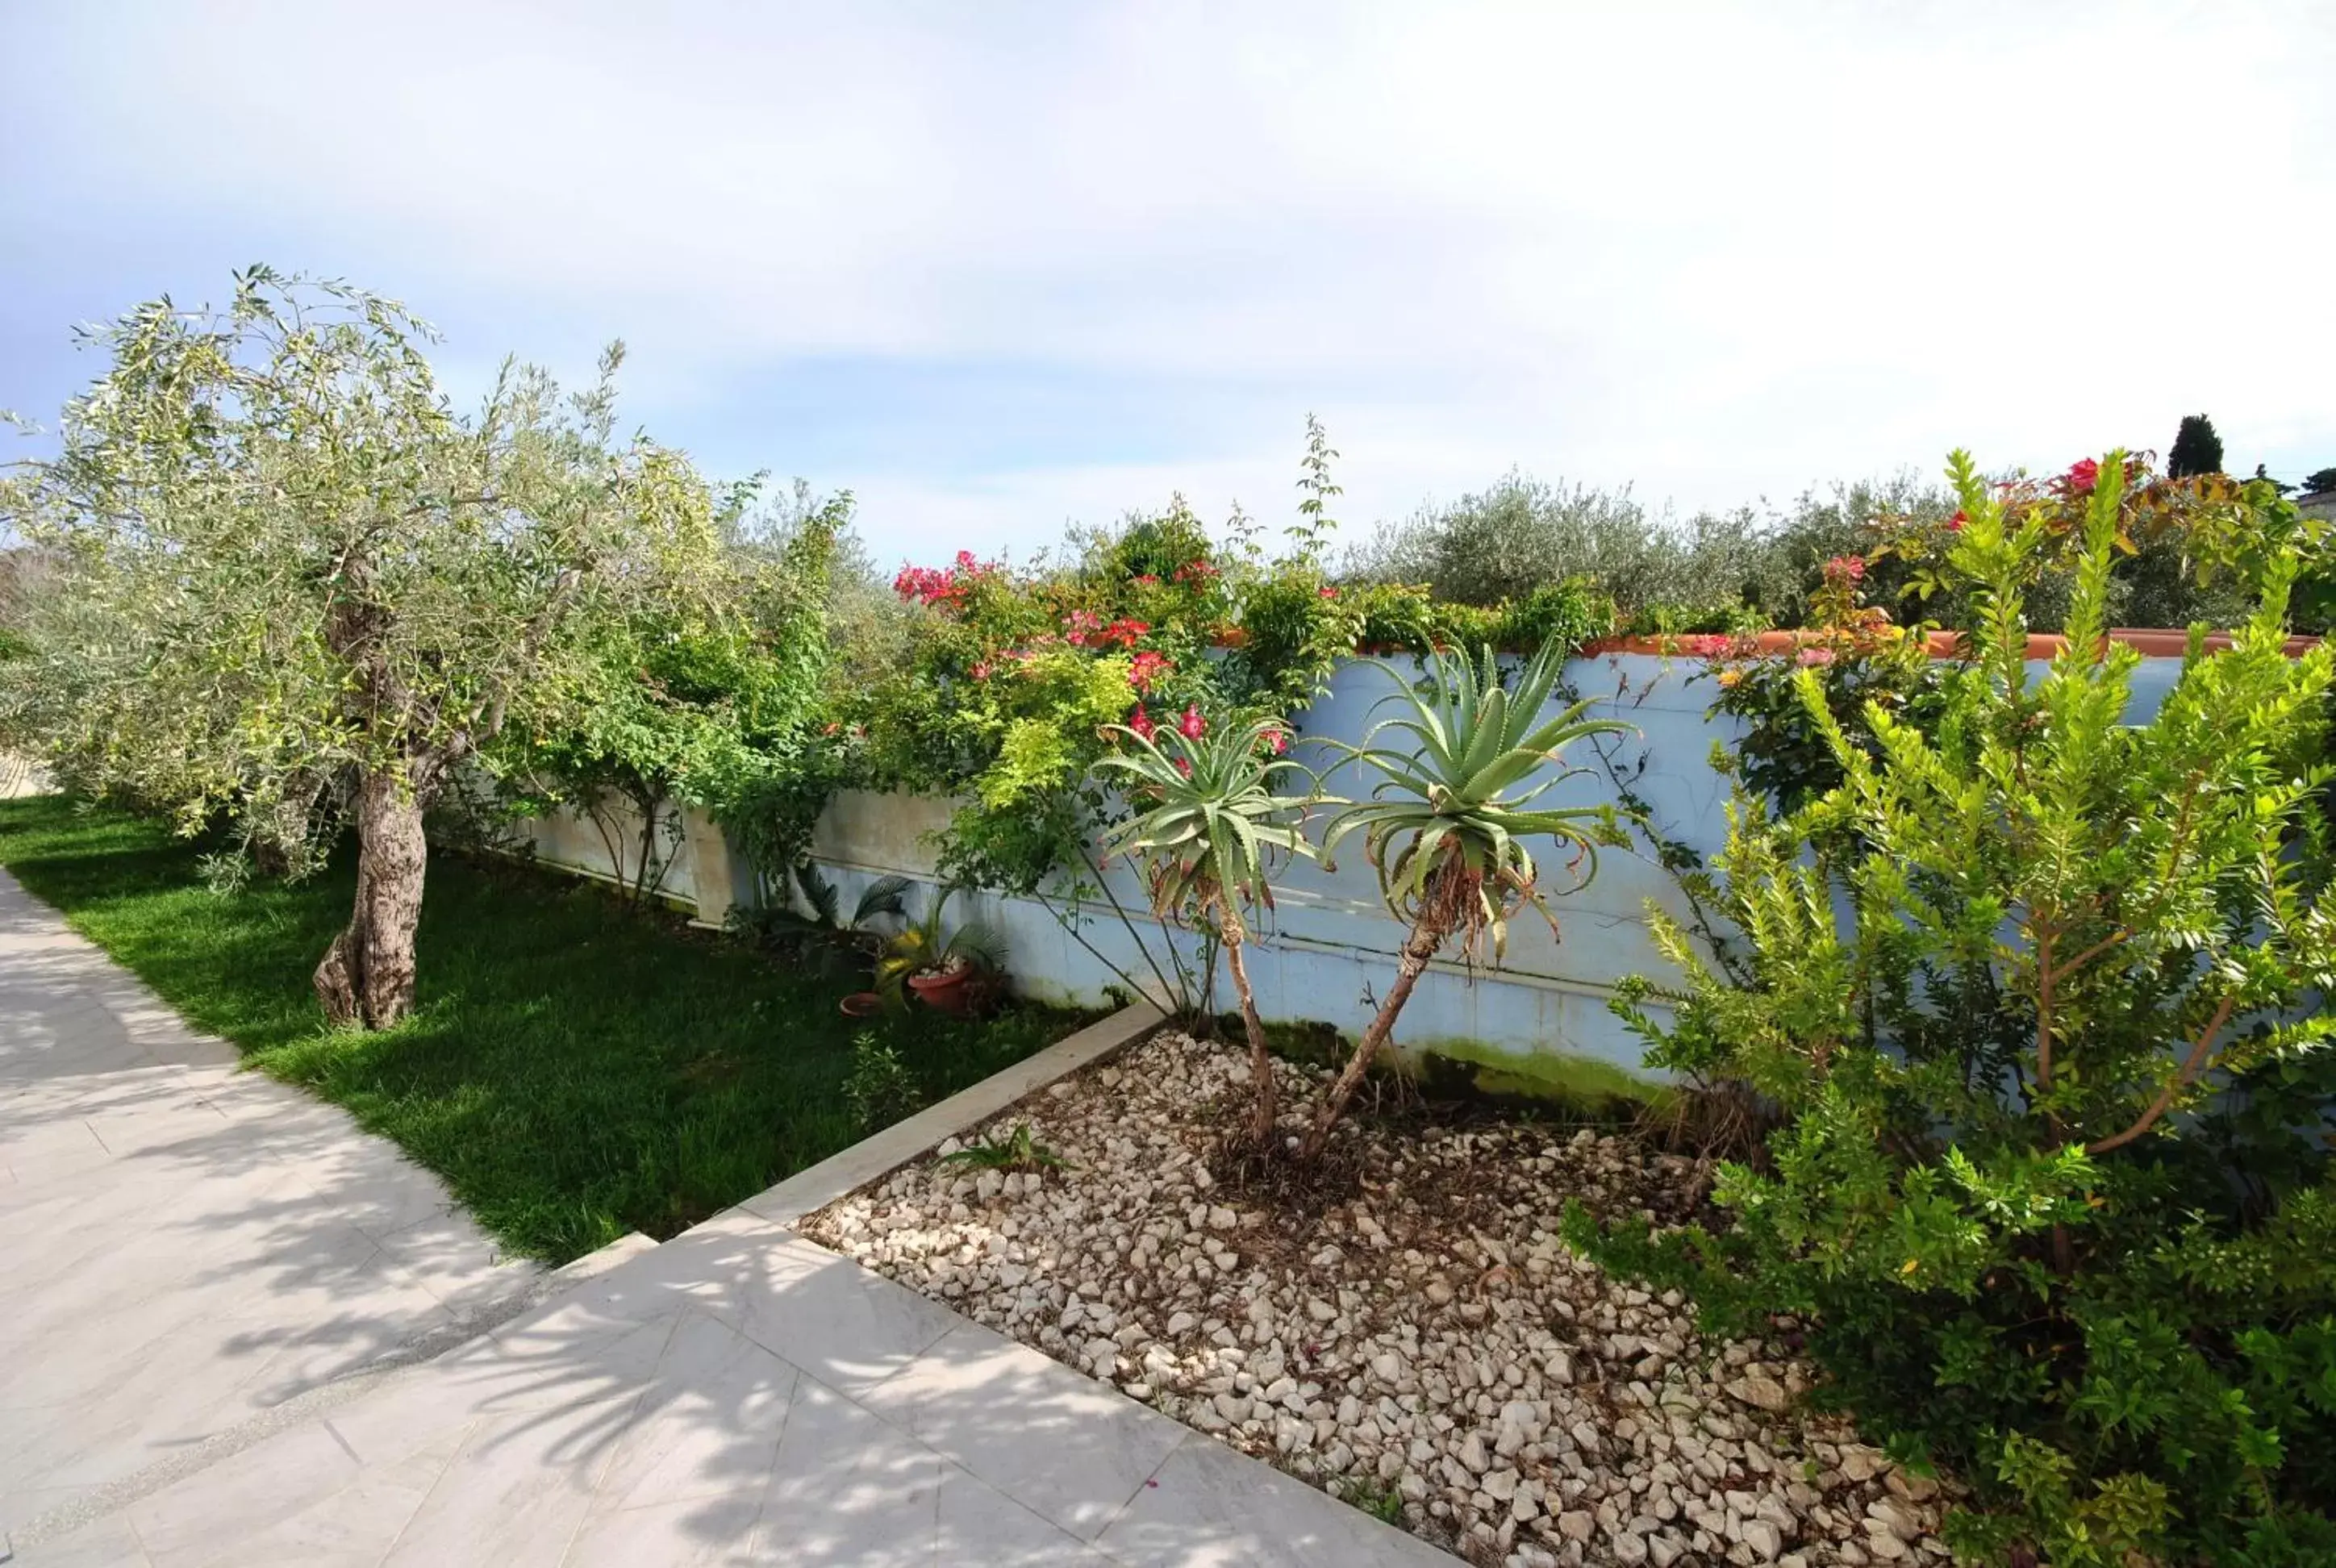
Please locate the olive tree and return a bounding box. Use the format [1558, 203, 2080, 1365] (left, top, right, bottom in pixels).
[0, 270, 724, 1027]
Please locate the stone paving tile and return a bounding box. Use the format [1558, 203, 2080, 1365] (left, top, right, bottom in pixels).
[180, 1423, 469, 1567]
[584, 1310, 799, 1515]
[715, 1232, 966, 1398]
[858, 1320, 1189, 1542]
[123, 1421, 363, 1568]
[932, 1465, 1118, 1568]
[1094, 1430, 1457, 1567]
[378, 1388, 647, 1567]
[750, 1375, 948, 1565]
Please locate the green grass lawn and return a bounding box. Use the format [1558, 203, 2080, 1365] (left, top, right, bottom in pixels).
[0, 794, 1091, 1263]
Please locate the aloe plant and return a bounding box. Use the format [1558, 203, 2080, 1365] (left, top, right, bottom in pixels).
[1094, 713, 1316, 1145]
[1306, 636, 1625, 1158]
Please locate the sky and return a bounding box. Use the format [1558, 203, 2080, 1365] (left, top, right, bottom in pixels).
[4, 1, 2332, 565]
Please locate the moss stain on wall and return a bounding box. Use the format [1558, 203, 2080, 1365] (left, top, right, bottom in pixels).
[1406, 1034, 1669, 1116]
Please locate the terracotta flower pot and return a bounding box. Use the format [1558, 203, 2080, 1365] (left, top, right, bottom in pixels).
[907, 965, 982, 1017]
[838, 991, 885, 1019]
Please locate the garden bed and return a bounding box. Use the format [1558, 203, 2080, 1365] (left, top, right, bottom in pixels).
[803, 1030, 1958, 1568]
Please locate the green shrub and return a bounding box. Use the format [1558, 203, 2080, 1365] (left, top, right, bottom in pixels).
[1571, 450, 2336, 1566]
[843, 1030, 923, 1131]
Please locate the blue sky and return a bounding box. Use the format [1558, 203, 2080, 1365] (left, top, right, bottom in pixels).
[5, 2, 2333, 565]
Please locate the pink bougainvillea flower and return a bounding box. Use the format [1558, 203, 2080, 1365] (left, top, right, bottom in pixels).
[1681, 634, 1729, 657]
[1946, 509, 1968, 532]
[1797, 647, 1837, 666]
[1126, 706, 1155, 741]
[1128, 649, 1172, 693]
[1178, 704, 1207, 740]
[893, 557, 987, 611]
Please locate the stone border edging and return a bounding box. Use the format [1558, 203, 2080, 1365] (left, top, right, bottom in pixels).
[737, 999, 1170, 1228]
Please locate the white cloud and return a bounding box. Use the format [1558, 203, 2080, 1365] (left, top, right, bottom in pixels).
[6, 0, 2334, 556]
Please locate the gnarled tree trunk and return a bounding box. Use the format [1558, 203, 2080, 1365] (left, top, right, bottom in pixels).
[315, 767, 429, 1028]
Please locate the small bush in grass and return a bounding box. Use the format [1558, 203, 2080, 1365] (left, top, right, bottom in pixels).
[843, 1030, 924, 1132]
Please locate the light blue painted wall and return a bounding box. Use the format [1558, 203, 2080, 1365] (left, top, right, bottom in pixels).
[536, 648, 2195, 1086]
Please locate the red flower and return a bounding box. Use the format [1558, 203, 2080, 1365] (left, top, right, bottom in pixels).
[1174, 757, 1193, 778]
[970, 660, 994, 681]
[1128, 650, 1172, 693]
[1126, 707, 1155, 741]
[2066, 457, 2100, 494]
[1178, 704, 1207, 740]
[892, 555, 992, 612]
[1133, 573, 1161, 588]
[1317, 585, 1337, 598]
[1260, 726, 1288, 755]
[1681, 634, 1729, 657]
[1797, 646, 1837, 667]
[1946, 510, 1967, 532]
[1823, 554, 1867, 584]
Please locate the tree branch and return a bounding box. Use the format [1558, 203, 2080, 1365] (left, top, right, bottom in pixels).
[2086, 992, 2238, 1156]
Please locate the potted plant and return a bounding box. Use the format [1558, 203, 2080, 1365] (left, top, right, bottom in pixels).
[874, 885, 1007, 1017]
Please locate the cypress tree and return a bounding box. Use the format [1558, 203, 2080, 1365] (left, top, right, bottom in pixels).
[2167, 414, 2224, 478]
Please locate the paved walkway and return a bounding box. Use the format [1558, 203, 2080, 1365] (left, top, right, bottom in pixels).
[2, 869, 1445, 1567]
[0, 868, 540, 1554]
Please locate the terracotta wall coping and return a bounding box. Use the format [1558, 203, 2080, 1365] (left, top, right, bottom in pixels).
[1211, 627, 2321, 660]
[1579, 628, 2324, 661]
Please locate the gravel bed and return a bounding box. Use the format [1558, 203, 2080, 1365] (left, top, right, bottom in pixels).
[803, 1030, 1957, 1567]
